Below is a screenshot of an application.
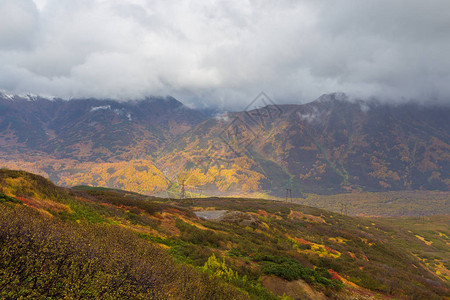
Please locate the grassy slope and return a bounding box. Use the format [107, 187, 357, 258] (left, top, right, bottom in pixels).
[376, 216, 450, 283]
[0, 169, 449, 299]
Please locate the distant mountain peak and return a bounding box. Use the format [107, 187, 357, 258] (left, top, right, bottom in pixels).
[315, 92, 348, 103]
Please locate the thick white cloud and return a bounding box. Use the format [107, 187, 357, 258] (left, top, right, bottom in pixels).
[0, 0, 449, 109]
[0, 0, 39, 50]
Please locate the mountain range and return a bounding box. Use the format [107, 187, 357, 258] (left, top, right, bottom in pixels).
[0, 92, 449, 196]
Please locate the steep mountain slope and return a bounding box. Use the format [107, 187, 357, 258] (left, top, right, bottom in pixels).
[0, 93, 205, 159]
[258, 95, 450, 193]
[0, 169, 449, 299]
[0, 92, 448, 195]
[153, 94, 450, 195]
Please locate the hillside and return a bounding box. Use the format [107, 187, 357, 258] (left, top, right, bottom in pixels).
[1, 169, 449, 299]
[0, 93, 449, 196]
[0, 169, 247, 299]
[159, 94, 450, 195]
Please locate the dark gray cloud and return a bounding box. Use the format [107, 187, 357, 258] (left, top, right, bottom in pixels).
[0, 0, 449, 109]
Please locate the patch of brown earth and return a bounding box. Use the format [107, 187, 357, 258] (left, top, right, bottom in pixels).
[262, 276, 326, 300]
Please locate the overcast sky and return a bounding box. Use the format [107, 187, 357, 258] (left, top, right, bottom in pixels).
[0, 0, 449, 109]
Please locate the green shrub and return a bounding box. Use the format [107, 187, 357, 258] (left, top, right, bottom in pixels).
[254, 254, 343, 290]
[0, 192, 21, 204]
[203, 254, 239, 281]
[203, 254, 278, 300]
[170, 244, 213, 265]
[176, 219, 226, 248]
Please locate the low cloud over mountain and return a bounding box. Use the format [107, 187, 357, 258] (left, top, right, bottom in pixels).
[1, 0, 450, 109]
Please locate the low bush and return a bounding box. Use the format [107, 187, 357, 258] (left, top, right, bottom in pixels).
[253, 254, 343, 290]
[0, 192, 21, 204]
[203, 254, 279, 300]
[176, 219, 227, 248]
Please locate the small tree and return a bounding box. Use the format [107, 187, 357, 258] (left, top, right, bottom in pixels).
[203, 254, 238, 282]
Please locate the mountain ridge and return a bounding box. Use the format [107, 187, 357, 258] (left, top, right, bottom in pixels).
[0, 92, 449, 195]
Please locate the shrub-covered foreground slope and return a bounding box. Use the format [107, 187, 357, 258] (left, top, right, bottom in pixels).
[0, 169, 449, 299]
[0, 171, 246, 299]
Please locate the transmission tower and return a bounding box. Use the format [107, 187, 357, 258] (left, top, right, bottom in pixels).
[180, 179, 186, 199]
[285, 188, 292, 202]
